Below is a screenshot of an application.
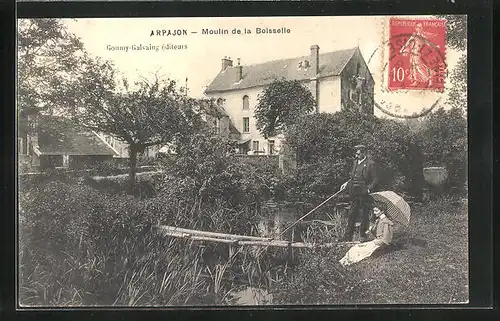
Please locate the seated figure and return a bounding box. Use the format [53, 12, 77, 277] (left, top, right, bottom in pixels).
[339, 203, 394, 266]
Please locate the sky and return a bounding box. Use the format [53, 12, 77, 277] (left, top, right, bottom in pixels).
[62, 16, 465, 118]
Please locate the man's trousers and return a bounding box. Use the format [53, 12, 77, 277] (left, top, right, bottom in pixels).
[343, 194, 372, 241]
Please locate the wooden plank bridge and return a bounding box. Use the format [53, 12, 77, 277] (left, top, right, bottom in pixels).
[153, 225, 359, 249]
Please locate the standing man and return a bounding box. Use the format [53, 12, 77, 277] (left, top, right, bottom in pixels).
[340, 144, 378, 242]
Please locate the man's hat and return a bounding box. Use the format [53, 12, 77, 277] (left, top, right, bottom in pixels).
[353, 144, 366, 151]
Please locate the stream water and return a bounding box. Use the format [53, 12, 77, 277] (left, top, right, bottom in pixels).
[230, 286, 273, 305]
[255, 202, 340, 240]
[229, 202, 340, 305]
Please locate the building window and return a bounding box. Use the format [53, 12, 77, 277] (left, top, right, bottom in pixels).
[243, 117, 249, 133]
[268, 140, 275, 155]
[242, 95, 249, 110]
[252, 140, 259, 152]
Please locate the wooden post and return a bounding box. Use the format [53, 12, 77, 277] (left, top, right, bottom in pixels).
[287, 241, 292, 264]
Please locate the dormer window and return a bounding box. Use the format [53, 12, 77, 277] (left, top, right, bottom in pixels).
[242, 95, 249, 110]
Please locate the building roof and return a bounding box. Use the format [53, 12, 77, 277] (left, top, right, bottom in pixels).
[36, 116, 118, 156]
[205, 47, 358, 94]
[200, 100, 229, 118]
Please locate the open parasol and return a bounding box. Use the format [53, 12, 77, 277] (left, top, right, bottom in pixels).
[370, 191, 411, 227]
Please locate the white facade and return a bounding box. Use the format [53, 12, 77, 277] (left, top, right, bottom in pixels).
[316, 77, 342, 114]
[206, 75, 343, 155]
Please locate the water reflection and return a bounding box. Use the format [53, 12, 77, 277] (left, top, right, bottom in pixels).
[255, 203, 301, 241]
[255, 202, 340, 241]
[230, 286, 273, 305]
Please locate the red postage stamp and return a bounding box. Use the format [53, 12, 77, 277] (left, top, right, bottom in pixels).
[388, 18, 447, 91]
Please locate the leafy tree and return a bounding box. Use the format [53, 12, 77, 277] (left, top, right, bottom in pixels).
[254, 79, 316, 138]
[17, 18, 88, 151]
[439, 15, 467, 51]
[18, 18, 85, 118]
[71, 58, 203, 192]
[437, 15, 467, 109]
[447, 55, 467, 110]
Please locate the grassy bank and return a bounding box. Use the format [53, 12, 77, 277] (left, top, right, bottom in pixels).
[271, 196, 469, 304]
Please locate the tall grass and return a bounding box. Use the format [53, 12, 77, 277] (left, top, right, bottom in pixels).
[18, 180, 264, 306]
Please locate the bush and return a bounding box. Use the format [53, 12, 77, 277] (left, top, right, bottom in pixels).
[86, 160, 125, 176]
[158, 133, 282, 209]
[137, 155, 158, 167]
[417, 107, 467, 194]
[283, 110, 425, 202]
[281, 157, 350, 203]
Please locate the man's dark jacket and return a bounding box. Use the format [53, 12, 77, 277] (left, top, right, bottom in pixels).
[347, 157, 378, 196]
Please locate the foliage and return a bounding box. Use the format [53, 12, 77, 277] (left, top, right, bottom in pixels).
[137, 154, 159, 167]
[86, 160, 125, 176]
[17, 18, 85, 118]
[283, 110, 425, 202]
[416, 107, 467, 193]
[447, 54, 467, 110]
[70, 66, 208, 192]
[254, 79, 316, 138]
[18, 180, 258, 306]
[158, 133, 282, 214]
[436, 15, 467, 109]
[438, 14, 467, 51]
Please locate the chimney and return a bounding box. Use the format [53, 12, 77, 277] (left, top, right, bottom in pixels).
[221, 56, 233, 72]
[310, 45, 320, 112]
[236, 58, 243, 82]
[310, 45, 320, 75]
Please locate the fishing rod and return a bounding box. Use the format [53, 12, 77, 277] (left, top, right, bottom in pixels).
[254, 180, 350, 258]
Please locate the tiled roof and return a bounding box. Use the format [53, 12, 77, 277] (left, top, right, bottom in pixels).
[205, 47, 358, 94]
[228, 120, 240, 135]
[203, 102, 229, 118]
[36, 116, 117, 156]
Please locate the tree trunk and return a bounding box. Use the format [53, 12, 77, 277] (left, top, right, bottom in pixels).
[128, 144, 138, 194]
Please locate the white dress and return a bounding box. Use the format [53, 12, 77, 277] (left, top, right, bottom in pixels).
[339, 240, 381, 266]
[339, 215, 393, 266]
